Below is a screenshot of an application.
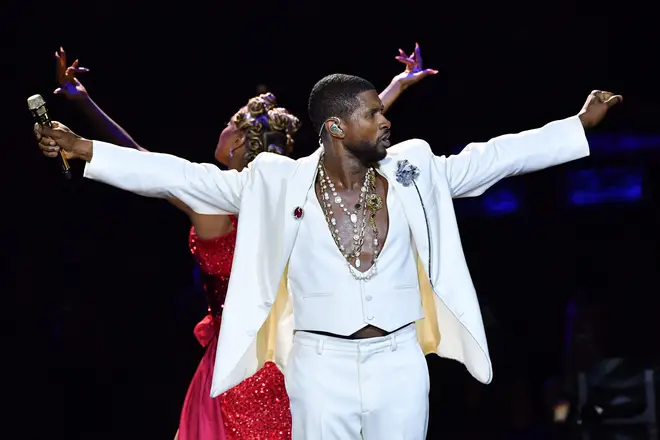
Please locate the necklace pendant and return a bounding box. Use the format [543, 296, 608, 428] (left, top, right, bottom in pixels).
[355, 258, 361, 268]
[350, 213, 357, 223]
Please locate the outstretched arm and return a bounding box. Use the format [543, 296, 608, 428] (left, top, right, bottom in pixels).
[379, 43, 437, 113]
[84, 141, 247, 214]
[436, 90, 622, 198]
[75, 97, 145, 151]
[35, 122, 250, 215]
[54, 47, 145, 151]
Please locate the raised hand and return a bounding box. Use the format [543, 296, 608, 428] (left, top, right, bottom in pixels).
[578, 90, 623, 129]
[54, 47, 90, 101]
[392, 43, 438, 90]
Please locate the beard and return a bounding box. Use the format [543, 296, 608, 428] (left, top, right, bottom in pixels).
[344, 138, 388, 165]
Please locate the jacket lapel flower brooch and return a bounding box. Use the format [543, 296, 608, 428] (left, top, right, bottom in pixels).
[395, 160, 420, 187]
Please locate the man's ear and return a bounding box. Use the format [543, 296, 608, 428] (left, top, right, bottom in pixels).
[325, 117, 345, 139]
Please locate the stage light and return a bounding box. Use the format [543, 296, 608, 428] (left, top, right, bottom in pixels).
[568, 168, 642, 206]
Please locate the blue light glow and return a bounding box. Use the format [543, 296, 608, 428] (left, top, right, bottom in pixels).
[483, 188, 520, 215]
[568, 168, 642, 205]
[587, 134, 660, 154]
[455, 186, 520, 217]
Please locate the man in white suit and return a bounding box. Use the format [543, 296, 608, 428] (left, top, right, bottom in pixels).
[36, 74, 621, 439]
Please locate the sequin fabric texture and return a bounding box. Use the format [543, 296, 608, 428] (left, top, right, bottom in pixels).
[221, 362, 291, 439]
[188, 216, 292, 439]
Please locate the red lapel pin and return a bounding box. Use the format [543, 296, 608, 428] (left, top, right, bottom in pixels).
[293, 207, 304, 220]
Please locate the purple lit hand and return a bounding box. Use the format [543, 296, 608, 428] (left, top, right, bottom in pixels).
[54, 47, 90, 101]
[392, 43, 438, 90]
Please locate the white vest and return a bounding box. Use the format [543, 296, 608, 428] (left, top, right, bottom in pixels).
[288, 183, 424, 335]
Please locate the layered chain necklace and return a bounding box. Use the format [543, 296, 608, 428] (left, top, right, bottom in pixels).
[317, 156, 384, 280]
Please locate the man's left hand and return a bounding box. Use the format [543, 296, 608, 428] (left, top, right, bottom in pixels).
[578, 90, 623, 129]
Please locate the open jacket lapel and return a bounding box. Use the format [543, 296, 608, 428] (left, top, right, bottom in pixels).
[281, 148, 322, 266]
[378, 153, 441, 353]
[378, 155, 433, 284]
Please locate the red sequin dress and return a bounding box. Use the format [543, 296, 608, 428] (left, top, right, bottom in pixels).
[178, 216, 292, 440]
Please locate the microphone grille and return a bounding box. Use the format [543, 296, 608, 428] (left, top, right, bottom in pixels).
[27, 94, 46, 110]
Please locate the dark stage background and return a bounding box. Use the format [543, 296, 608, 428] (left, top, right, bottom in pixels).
[4, 1, 660, 439]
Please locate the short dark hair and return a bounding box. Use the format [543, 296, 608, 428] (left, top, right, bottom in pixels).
[308, 74, 376, 136]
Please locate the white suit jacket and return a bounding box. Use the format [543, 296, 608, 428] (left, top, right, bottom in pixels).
[83, 115, 589, 397]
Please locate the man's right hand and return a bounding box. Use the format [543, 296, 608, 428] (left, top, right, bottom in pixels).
[34, 121, 92, 161]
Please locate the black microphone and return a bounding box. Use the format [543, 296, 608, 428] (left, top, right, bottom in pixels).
[27, 94, 72, 180]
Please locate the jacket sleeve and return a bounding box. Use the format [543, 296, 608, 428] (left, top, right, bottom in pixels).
[435, 115, 589, 198]
[83, 140, 252, 214]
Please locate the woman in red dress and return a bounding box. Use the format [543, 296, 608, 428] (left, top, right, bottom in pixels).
[51, 44, 436, 440]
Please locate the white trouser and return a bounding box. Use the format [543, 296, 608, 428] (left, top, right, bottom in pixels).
[284, 324, 430, 440]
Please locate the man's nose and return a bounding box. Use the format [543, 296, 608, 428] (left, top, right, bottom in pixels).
[379, 116, 391, 129]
